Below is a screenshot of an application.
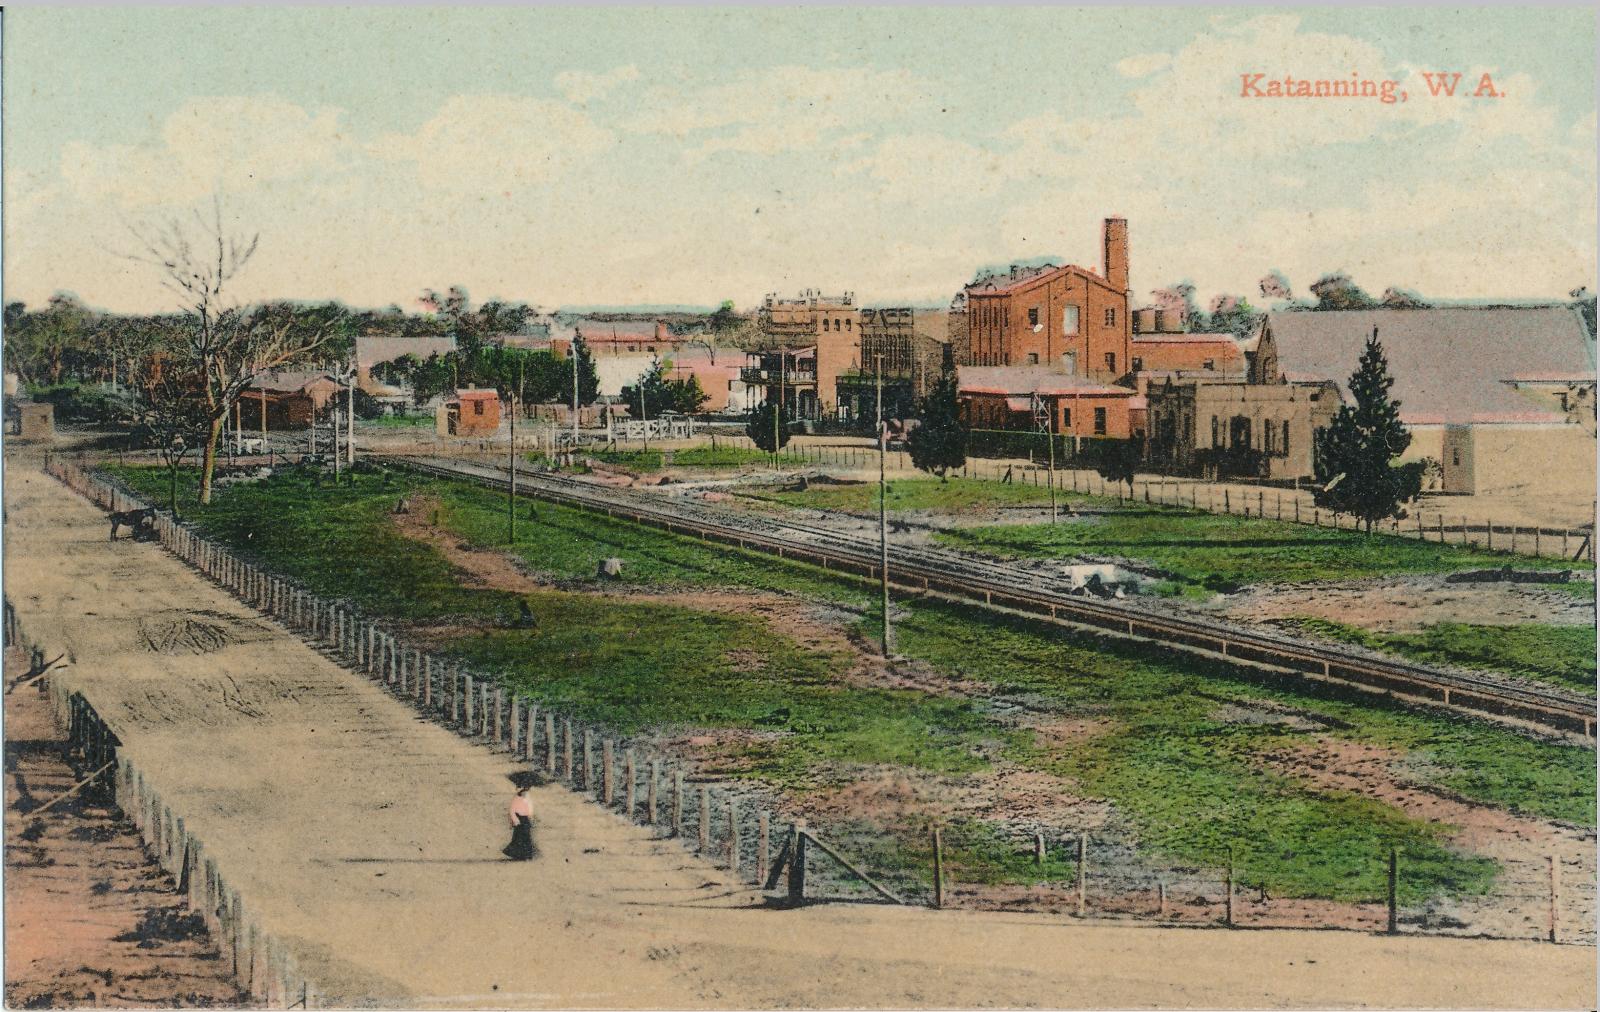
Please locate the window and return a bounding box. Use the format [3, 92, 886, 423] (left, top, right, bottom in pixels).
[1104, 352, 1116, 373]
[1211, 415, 1220, 447]
[1028, 307, 1039, 327]
[1132, 357, 1143, 372]
[1202, 359, 1215, 371]
[1062, 408, 1072, 429]
[1452, 449, 1460, 466]
[845, 318, 851, 331]
[1282, 420, 1290, 457]
[1104, 307, 1116, 327]
[1094, 407, 1107, 435]
[1026, 353, 1039, 365]
[1062, 305, 1080, 335]
[473, 400, 485, 416]
[1062, 351, 1077, 375]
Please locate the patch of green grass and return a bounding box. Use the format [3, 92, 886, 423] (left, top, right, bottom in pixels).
[430, 479, 873, 605]
[101, 464, 985, 783]
[102, 463, 1592, 902]
[754, 476, 1116, 514]
[937, 509, 1583, 591]
[587, 448, 665, 471]
[1280, 617, 1596, 698]
[361, 414, 433, 428]
[450, 601, 1004, 782]
[893, 598, 1592, 897]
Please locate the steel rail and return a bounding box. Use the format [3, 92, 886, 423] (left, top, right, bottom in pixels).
[381, 454, 1597, 739]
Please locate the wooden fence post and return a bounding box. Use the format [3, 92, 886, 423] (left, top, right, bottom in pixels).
[582, 730, 594, 791]
[698, 786, 710, 852]
[464, 674, 474, 728]
[727, 798, 739, 872]
[1387, 846, 1399, 935]
[493, 688, 504, 744]
[562, 719, 573, 779]
[1549, 854, 1560, 943]
[932, 827, 945, 909]
[1225, 847, 1235, 927]
[757, 811, 769, 884]
[789, 820, 808, 904]
[625, 750, 636, 818]
[1158, 881, 1168, 917]
[1034, 832, 1045, 866]
[1076, 833, 1087, 916]
[548, 714, 559, 773]
[647, 760, 659, 825]
[602, 740, 615, 805]
[672, 771, 684, 836]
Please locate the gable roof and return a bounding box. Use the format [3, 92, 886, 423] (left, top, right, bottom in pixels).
[965, 263, 1119, 298]
[1260, 307, 1595, 425]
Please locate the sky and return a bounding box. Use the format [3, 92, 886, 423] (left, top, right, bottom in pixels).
[4, 7, 1596, 315]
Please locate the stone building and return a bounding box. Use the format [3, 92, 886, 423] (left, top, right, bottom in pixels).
[744, 290, 858, 419]
[1144, 369, 1342, 480]
[1257, 305, 1596, 495]
[835, 308, 951, 422]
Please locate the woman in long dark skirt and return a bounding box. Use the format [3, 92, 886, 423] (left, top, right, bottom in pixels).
[503, 785, 537, 860]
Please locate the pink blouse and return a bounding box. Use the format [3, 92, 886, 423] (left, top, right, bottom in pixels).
[509, 794, 532, 826]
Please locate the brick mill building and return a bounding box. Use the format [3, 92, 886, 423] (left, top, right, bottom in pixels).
[963, 218, 1133, 379]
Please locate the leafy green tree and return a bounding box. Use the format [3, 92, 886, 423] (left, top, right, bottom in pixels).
[1090, 438, 1141, 493]
[1309, 273, 1378, 311]
[746, 400, 792, 453]
[620, 358, 689, 418]
[906, 366, 966, 479]
[709, 299, 741, 335]
[1207, 295, 1262, 337]
[412, 352, 455, 406]
[1313, 328, 1413, 532]
[1380, 287, 1432, 309]
[558, 332, 601, 407]
[670, 373, 710, 414]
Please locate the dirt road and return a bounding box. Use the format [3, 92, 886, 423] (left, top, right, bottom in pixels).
[5, 459, 1594, 1009]
[4, 645, 252, 1007]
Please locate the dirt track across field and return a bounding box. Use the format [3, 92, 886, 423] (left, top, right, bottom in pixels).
[4, 459, 1595, 1009]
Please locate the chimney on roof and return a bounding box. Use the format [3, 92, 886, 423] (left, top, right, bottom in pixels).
[1103, 217, 1129, 292]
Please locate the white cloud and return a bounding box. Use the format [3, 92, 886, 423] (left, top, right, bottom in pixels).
[58, 96, 349, 208]
[370, 95, 614, 192]
[554, 64, 641, 105]
[1116, 52, 1171, 78]
[626, 65, 936, 162]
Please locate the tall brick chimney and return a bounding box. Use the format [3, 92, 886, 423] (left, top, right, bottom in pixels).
[1103, 217, 1129, 292]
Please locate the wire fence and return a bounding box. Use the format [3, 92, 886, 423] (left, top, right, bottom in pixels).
[44, 454, 1596, 949]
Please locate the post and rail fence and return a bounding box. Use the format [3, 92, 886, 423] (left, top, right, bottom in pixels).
[33, 455, 1597, 951]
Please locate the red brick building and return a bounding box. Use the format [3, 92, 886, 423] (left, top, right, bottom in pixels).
[963, 218, 1132, 381]
[959, 366, 1139, 439]
[442, 388, 502, 436]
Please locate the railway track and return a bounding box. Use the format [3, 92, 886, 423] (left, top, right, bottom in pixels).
[380, 454, 1597, 740]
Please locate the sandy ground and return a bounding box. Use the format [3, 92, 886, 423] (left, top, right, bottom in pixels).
[4, 647, 252, 1008]
[4, 459, 1597, 1009]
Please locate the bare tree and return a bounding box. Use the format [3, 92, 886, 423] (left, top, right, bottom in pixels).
[128, 199, 343, 503]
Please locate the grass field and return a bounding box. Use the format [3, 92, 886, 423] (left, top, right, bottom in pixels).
[102, 463, 1595, 901]
[1280, 617, 1597, 698]
[751, 476, 1115, 513]
[935, 509, 1583, 591]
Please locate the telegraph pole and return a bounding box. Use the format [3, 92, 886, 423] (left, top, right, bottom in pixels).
[570, 340, 580, 448]
[508, 392, 517, 543]
[877, 354, 892, 656]
[1048, 401, 1058, 524]
[346, 366, 356, 466]
[773, 350, 784, 469]
[332, 391, 342, 483]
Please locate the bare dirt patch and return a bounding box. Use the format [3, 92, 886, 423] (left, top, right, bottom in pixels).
[1220, 575, 1595, 632]
[1253, 736, 1596, 941]
[3, 651, 252, 1009]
